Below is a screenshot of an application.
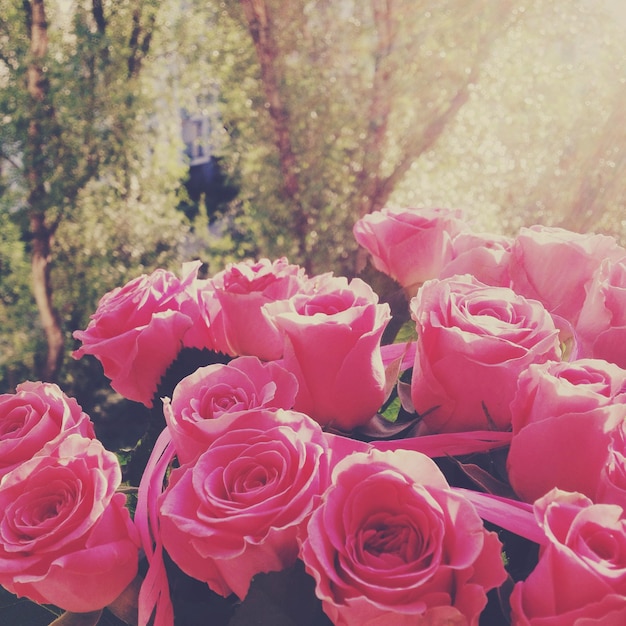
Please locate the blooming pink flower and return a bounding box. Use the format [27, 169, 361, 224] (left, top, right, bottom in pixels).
[576, 256, 626, 368]
[507, 359, 626, 504]
[440, 231, 513, 287]
[300, 448, 506, 626]
[73, 263, 203, 407]
[598, 420, 626, 507]
[206, 257, 307, 361]
[0, 381, 95, 479]
[510, 359, 626, 436]
[510, 489, 626, 625]
[265, 274, 391, 431]
[410, 275, 561, 433]
[159, 409, 330, 600]
[0, 435, 139, 612]
[509, 226, 624, 326]
[164, 356, 298, 464]
[353, 207, 468, 295]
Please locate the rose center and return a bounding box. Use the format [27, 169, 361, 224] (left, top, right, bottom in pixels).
[301, 293, 351, 316]
[585, 527, 623, 563]
[0, 414, 26, 438]
[363, 524, 410, 557]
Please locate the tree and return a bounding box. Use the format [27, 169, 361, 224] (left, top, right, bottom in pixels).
[178, 0, 626, 279]
[0, 0, 186, 384]
[186, 0, 531, 275]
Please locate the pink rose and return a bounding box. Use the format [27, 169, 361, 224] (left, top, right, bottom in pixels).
[164, 355, 299, 464]
[576, 256, 626, 368]
[440, 231, 512, 287]
[0, 381, 95, 479]
[509, 225, 623, 325]
[510, 359, 626, 435]
[177, 272, 227, 354]
[265, 274, 391, 431]
[300, 449, 506, 626]
[159, 409, 330, 600]
[510, 489, 626, 625]
[598, 420, 626, 506]
[507, 359, 626, 503]
[0, 435, 139, 612]
[73, 263, 203, 407]
[208, 257, 307, 360]
[410, 275, 561, 433]
[353, 207, 467, 295]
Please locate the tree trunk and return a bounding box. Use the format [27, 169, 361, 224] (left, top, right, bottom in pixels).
[24, 0, 64, 382]
[239, 0, 311, 272]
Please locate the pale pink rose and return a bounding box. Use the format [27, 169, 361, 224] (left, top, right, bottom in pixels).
[73, 263, 203, 407]
[509, 225, 623, 325]
[265, 274, 391, 431]
[353, 207, 468, 295]
[0, 381, 95, 479]
[508, 405, 624, 506]
[164, 356, 298, 464]
[208, 257, 307, 360]
[576, 256, 626, 368]
[510, 359, 626, 436]
[159, 409, 330, 600]
[410, 275, 561, 433]
[0, 435, 139, 613]
[440, 231, 513, 287]
[507, 359, 626, 503]
[300, 449, 506, 626]
[510, 489, 626, 625]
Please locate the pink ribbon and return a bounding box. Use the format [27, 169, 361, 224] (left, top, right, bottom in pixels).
[455, 488, 544, 545]
[373, 429, 512, 456]
[381, 341, 416, 371]
[136, 427, 176, 626]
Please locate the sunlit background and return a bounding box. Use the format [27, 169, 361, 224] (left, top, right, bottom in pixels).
[1, 0, 626, 391]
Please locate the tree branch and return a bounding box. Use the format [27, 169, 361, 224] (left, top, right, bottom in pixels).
[360, 0, 519, 216]
[354, 0, 396, 217]
[127, 4, 156, 78]
[92, 0, 106, 34]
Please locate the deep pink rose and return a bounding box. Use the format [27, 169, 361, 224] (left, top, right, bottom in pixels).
[598, 420, 626, 507]
[264, 274, 391, 431]
[353, 207, 468, 295]
[300, 449, 506, 626]
[73, 263, 203, 407]
[510, 489, 626, 625]
[509, 226, 623, 326]
[0, 381, 95, 479]
[164, 356, 298, 464]
[0, 435, 139, 613]
[184, 279, 232, 355]
[440, 231, 512, 287]
[507, 359, 626, 503]
[576, 256, 626, 368]
[410, 275, 561, 433]
[208, 257, 307, 360]
[159, 409, 330, 600]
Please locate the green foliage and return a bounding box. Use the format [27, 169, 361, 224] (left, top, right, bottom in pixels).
[0, 208, 39, 391]
[0, 0, 195, 395]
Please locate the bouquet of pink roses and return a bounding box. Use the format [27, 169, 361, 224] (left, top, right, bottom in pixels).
[2, 207, 626, 626]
